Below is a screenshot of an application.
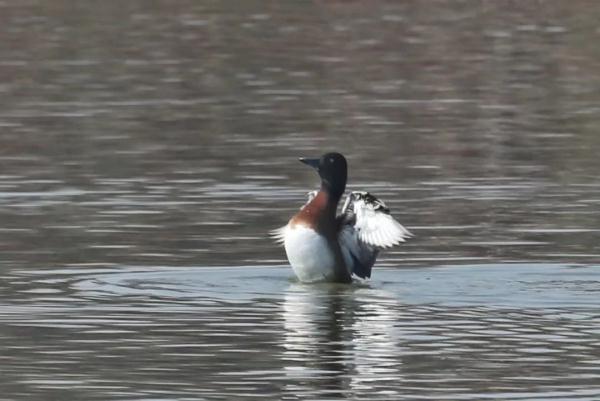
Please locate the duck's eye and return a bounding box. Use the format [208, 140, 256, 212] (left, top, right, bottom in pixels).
[329, 157, 334, 164]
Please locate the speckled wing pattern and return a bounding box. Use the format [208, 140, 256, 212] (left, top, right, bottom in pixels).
[343, 191, 412, 248]
[338, 191, 412, 278]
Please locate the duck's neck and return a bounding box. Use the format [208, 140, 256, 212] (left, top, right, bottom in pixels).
[307, 189, 338, 222]
[321, 178, 345, 204]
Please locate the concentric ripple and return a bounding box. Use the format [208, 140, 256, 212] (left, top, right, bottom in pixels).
[69, 263, 600, 308]
[1, 264, 599, 400]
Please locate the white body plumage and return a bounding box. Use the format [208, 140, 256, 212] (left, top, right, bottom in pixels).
[282, 224, 337, 283]
[272, 191, 412, 282]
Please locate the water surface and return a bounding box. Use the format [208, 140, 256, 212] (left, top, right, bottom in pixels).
[1, 1, 600, 400]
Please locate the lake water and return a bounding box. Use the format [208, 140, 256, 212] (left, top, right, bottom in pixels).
[1, 1, 600, 400]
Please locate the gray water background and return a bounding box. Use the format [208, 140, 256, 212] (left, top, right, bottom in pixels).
[1, 1, 600, 400]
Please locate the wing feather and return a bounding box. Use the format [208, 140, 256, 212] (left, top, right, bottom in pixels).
[337, 191, 412, 278]
[269, 226, 287, 245]
[350, 191, 413, 249]
[338, 224, 378, 279]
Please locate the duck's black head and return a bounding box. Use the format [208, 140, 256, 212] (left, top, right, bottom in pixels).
[299, 152, 347, 200]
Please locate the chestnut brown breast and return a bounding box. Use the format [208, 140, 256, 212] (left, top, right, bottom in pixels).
[289, 191, 337, 236]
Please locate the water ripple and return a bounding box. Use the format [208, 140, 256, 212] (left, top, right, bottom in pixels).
[1, 265, 599, 399]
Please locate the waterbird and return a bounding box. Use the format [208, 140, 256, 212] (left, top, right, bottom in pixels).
[272, 152, 412, 283]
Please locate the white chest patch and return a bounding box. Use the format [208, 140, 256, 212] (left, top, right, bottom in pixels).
[283, 224, 336, 283]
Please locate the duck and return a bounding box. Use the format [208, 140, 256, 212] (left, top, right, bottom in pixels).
[272, 152, 412, 283]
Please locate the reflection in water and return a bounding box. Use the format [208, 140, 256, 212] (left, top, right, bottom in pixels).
[0, 265, 599, 400]
[282, 283, 404, 398]
[349, 293, 404, 394]
[2, 1, 600, 400]
[282, 285, 351, 397]
[281, 271, 600, 399]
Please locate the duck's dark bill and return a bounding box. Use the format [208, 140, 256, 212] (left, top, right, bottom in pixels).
[299, 157, 319, 169]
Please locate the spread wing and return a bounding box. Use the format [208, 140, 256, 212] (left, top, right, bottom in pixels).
[270, 190, 318, 246]
[338, 224, 379, 279]
[341, 191, 413, 249]
[337, 191, 412, 278]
